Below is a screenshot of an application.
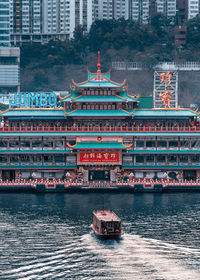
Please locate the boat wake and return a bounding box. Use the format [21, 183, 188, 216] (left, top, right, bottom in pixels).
[81, 232, 200, 280]
[1, 230, 199, 280]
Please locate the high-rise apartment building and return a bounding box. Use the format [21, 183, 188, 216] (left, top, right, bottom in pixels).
[156, 0, 176, 18]
[10, 0, 93, 44]
[93, 0, 113, 20]
[0, 0, 10, 47]
[114, 0, 129, 19]
[8, 0, 200, 44]
[43, 0, 93, 37]
[129, 0, 176, 24]
[0, 0, 20, 96]
[10, 0, 45, 44]
[130, 0, 150, 24]
[94, 0, 129, 20]
[10, 0, 43, 34]
[188, 0, 199, 19]
[174, 0, 188, 45]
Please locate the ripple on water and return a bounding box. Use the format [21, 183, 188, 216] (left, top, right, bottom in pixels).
[0, 193, 200, 280]
[80, 233, 200, 280]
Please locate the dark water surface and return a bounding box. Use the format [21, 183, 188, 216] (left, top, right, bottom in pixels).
[0, 193, 199, 280]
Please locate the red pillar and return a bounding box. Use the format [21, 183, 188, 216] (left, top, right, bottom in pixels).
[155, 136, 157, 151]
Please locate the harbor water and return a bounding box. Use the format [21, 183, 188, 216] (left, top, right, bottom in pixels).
[0, 193, 200, 280]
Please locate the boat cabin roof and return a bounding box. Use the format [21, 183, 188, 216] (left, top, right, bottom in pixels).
[93, 210, 121, 222]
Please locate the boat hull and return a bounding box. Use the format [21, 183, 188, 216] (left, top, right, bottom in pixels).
[91, 224, 123, 239]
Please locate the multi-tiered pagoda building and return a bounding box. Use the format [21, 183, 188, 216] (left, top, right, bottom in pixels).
[0, 54, 200, 192]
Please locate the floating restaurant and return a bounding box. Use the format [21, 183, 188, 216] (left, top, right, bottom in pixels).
[0, 54, 200, 192]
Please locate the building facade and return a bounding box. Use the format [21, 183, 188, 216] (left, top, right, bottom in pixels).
[188, 0, 199, 19]
[10, 0, 94, 44]
[0, 0, 20, 96]
[174, 0, 188, 45]
[0, 47, 20, 96]
[0, 0, 10, 47]
[0, 54, 200, 192]
[8, 0, 200, 44]
[131, 0, 150, 24]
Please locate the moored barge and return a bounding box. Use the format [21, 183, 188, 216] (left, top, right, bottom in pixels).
[0, 53, 200, 192]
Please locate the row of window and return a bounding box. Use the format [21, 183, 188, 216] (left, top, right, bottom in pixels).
[0, 138, 75, 149]
[0, 154, 199, 165]
[0, 155, 76, 164]
[123, 155, 200, 164]
[0, 138, 200, 150]
[82, 90, 116, 95]
[135, 140, 200, 149]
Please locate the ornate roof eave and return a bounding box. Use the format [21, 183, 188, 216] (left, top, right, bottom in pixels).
[71, 74, 97, 86]
[127, 94, 141, 100]
[71, 74, 126, 87]
[64, 109, 78, 115]
[115, 91, 140, 101]
[70, 84, 82, 93]
[87, 67, 112, 75]
[58, 93, 71, 100]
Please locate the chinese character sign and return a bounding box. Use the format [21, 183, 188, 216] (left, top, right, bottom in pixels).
[78, 152, 121, 164]
[153, 70, 178, 109]
[159, 90, 174, 109]
[159, 71, 173, 108]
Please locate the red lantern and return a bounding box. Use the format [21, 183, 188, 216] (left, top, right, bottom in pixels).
[97, 136, 102, 142]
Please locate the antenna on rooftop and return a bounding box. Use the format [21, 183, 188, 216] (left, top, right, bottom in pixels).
[97, 51, 101, 74]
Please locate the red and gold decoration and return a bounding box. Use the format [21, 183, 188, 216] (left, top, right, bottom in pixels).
[97, 136, 102, 142]
[153, 70, 178, 109]
[159, 71, 173, 108]
[78, 152, 121, 165]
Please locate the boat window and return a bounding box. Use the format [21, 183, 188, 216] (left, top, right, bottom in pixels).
[114, 222, 120, 229]
[0, 139, 7, 148]
[136, 140, 145, 148]
[107, 222, 112, 227]
[190, 155, 199, 162]
[167, 155, 177, 163]
[169, 141, 178, 148]
[146, 141, 155, 148]
[146, 155, 154, 163]
[180, 155, 189, 163]
[101, 222, 106, 228]
[136, 155, 144, 163]
[157, 155, 166, 163]
[191, 139, 200, 149]
[157, 141, 167, 148]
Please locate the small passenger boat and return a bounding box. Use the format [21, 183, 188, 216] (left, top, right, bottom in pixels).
[91, 210, 123, 239]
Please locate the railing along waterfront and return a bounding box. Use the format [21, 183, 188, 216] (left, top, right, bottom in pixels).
[0, 178, 200, 189]
[0, 125, 200, 133]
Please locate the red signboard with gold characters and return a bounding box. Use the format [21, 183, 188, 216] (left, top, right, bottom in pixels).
[78, 152, 121, 165]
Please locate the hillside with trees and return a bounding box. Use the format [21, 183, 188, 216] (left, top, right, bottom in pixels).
[20, 15, 200, 106]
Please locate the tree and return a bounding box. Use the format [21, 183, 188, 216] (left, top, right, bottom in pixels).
[187, 15, 200, 47]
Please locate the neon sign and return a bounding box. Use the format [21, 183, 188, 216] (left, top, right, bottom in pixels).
[159, 71, 174, 108]
[9, 92, 57, 107]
